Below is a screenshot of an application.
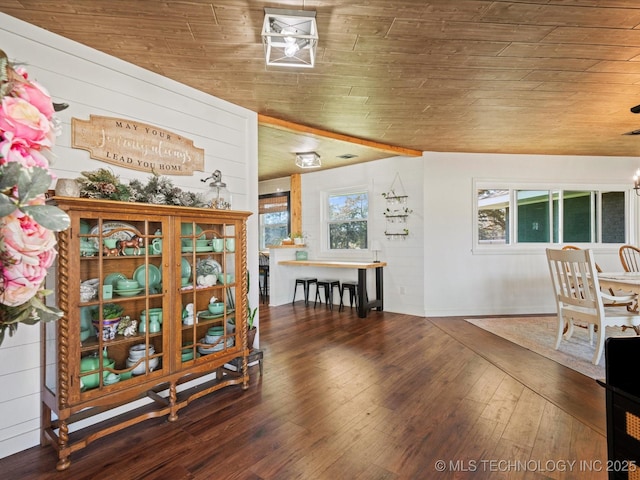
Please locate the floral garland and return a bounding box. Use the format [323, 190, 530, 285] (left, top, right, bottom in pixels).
[0, 49, 70, 345]
[75, 167, 206, 207]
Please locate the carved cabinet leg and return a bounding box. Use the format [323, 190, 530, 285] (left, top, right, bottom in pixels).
[168, 383, 178, 422]
[55, 421, 71, 471]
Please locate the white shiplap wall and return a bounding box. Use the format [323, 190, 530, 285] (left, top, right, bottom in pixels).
[0, 13, 258, 458]
[294, 156, 426, 316]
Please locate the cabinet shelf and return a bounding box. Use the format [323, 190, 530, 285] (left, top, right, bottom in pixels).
[80, 254, 164, 260]
[80, 331, 163, 350]
[42, 197, 251, 471]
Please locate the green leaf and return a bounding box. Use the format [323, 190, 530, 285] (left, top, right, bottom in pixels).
[18, 167, 51, 203]
[21, 204, 71, 231]
[29, 296, 63, 323]
[1, 302, 32, 325]
[0, 193, 18, 217]
[0, 162, 22, 190]
[0, 324, 18, 346]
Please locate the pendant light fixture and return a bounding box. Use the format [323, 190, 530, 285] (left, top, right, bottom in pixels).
[262, 8, 318, 68]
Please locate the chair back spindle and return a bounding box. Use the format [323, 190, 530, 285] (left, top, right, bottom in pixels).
[619, 245, 640, 272]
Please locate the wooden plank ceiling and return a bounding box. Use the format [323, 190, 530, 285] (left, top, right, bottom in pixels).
[4, 1, 640, 180]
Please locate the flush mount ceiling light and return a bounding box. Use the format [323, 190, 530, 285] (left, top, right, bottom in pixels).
[262, 8, 318, 68]
[295, 152, 321, 168]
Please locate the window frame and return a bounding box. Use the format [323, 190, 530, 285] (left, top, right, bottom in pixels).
[473, 179, 634, 254]
[258, 192, 291, 249]
[321, 185, 371, 254]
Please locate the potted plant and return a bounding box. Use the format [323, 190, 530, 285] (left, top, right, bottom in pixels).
[291, 231, 305, 245]
[89, 303, 124, 321]
[91, 303, 125, 341]
[245, 271, 258, 350]
[247, 304, 257, 350]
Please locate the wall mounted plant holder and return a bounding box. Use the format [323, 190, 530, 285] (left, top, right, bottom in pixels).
[384, 230, 409, 238]
[383, 172, 411, 236]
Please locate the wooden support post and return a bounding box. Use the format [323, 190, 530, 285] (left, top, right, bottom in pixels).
[290, 173, 302, 235]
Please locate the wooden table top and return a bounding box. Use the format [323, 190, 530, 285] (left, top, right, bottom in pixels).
[598, 272, 640, 287]
[599, 272, 640, 279]
[278, 260, 387, 269]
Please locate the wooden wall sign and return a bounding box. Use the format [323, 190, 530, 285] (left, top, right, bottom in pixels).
[71, 115, 205, 176]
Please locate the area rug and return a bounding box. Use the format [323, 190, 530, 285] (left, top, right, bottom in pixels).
[465, 316, 637, 379]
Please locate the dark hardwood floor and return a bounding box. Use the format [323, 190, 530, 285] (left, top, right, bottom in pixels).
[0, 303, 609, 479]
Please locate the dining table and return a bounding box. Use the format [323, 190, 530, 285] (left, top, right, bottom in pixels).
[598, 272, 640, 296]
[277, 260, 387, 318]
[597, 272, 640, 335]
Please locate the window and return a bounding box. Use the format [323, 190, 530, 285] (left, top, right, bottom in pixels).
[259, 193, 290, 249]
[476, 185, 628, 248]
[327, 190, 368, 249]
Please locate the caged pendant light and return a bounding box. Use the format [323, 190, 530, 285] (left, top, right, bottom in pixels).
[262, 8, 318, 68]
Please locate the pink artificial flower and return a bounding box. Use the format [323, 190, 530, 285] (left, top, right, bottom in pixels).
[0, 96, 53, 149]
[12, 68, 55, 119]
[0, 267, 40, 307]
[0, 134, 50, 168]
[0, 209, 57, 307]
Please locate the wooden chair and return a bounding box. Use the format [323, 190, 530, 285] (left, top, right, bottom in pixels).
[562, 245, 602, 272]
[619, 245, 640, 272]
[546, 248, 640, 365]
[563, 245, 635, 311]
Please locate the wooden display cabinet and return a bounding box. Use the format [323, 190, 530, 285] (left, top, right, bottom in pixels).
[41, 198, 251, 470]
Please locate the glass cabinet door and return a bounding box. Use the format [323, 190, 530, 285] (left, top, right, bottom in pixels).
[61, 215, 167, 396]
[178, 219, 239, 364]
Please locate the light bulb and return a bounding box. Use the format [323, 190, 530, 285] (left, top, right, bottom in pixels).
[284, 43, 300, 57]
[281, 27, 296, 43]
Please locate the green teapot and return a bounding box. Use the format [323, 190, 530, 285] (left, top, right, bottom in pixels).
[80, 350, 115, 390]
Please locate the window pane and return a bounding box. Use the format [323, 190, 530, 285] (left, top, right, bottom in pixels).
[329, 193, 368, 221]
[563, 191, 592, 243]
[261, 211, 289, 248]
[328, 191, 368, 249]
[329, 221, 367, 249]
[517, 190, 549, 243]
[476, 186, 627, 247]
[601, 191, 626, 243]
[477, 189, 509, 244]
[259, 192, 290, 249]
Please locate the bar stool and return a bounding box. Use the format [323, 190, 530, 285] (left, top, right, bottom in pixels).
[314, 279, 341, 310]
[292, 277, 317, 306]
[339, 282, 358, 312]
[258, 252, 269, 304]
